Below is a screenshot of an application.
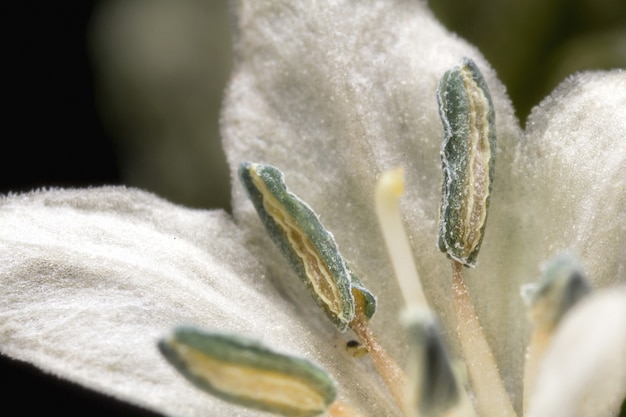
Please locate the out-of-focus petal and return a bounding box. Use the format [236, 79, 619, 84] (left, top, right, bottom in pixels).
[526, 287, 626, 417]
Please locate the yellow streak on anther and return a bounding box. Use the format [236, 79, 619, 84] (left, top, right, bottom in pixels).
[250, 170, 348, 323]
[173, 341, 327, 413]
[459, 68, 492, 256]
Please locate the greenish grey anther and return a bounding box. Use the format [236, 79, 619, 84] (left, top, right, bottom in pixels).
[436, 58, 496, 268]
[403, 308, 459, 417]
[158, 326, 337, 417]
[239, 162, 376, 331]
[522, 252, 591, 331]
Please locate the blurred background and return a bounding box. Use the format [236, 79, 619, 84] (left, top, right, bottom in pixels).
[3, 0, 625, 214]
[1, 1, 625, 415]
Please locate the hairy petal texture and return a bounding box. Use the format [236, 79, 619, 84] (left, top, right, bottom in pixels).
[467, 70, 626, 407]
[515, 71, 626, 287]
[222, 0, 528, 410]
[0, 188, 397, 416]
[1, 2, 623, 417]
[222, 1, 626, 411]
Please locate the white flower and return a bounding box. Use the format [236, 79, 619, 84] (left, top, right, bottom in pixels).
[1, 1, 624, 417]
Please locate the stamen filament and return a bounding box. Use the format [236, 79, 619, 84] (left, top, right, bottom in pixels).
[350, 302, 407, 411]
[451, 260, 517, 417]
[375, 167, 427, 308]
[376, 168, 476, 417]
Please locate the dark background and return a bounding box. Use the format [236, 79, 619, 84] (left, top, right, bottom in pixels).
[2, 3, 120, 195]
[2, 1, 625, 416]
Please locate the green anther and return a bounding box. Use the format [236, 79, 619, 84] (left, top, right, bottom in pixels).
[158, 327, 337, 417]
[239, 162, 376, 331]
[522, 252, 591, 331]
[403, 308, 459, 417]
[436, 58, 496, 268]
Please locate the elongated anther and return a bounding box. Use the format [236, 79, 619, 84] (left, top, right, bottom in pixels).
[522, 252, 591, 333]
[241, 163, 405, 411]
[437, 59, 514, 417]
[239, 162, 376, 331]
[159, 327, 337, 417]
[437, 58, 496, 268]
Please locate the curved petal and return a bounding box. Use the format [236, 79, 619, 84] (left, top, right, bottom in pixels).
[221, 0, 524, 406]
[526, 287, 626, 417]
[221, 4, 626, 412]
[0, 188, 399, 416]
[466, 71, 626, 408]
[514, 71, 626, 289]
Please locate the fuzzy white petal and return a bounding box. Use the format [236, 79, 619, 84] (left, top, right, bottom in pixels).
[516, 71, 626, 287]
[2, 2, 624, 416]
[472, 71, 626, 407]
[222, 3, 626, 412]
[221, 0, 525, 406]
[0, 188, 398, 416]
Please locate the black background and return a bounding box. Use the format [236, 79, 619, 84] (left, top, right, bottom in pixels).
[2, 3, 120, 197]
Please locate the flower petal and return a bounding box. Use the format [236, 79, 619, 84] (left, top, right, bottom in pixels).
[0, 187, 398, 416]
[472, 70, 626, 409]
[515, 71, 626, 288]
[525, 287, 626, 417]
[222, 2, 624, 413]
[221, 0, 523, 406]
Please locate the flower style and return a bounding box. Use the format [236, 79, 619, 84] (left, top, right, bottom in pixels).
[1, 1, 625, 417]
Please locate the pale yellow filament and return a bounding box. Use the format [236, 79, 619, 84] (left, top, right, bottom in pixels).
[350, 294, 407, 411]
[523, 327, 551, 413]
[375, 167, 427, 308]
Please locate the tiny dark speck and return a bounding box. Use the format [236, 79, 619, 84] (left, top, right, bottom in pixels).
[346, 340, 360, 348]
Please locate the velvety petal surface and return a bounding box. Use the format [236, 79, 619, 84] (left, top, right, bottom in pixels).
[221, 1, 625, 412]
[469, 70, 626, 408]
[515, 71, 626, 288]
[222, 0, 519, 409]
[0, 187, 399, 416]
[2, 1, 624, 416]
